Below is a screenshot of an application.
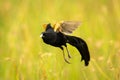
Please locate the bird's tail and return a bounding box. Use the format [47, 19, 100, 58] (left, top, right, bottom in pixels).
[66, 35, 90, 66]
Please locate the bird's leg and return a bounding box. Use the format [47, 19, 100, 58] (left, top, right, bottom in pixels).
[65, 45, 71, 58]
[60, 47, 70, 64]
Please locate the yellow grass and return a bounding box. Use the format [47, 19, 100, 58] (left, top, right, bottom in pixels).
[0, 0, 120, 80]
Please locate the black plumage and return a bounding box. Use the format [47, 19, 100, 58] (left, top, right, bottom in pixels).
[40, 22, 90, 66]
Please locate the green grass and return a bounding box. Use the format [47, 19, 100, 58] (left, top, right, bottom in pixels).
[0, 0, 120, 80]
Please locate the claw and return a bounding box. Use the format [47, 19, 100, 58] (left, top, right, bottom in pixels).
[65, 45, 71, 58]
[64, 59, 70, 64]
[68, 53, 71, 58]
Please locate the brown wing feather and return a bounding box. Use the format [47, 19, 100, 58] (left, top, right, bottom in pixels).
[53, 21, 80, 34]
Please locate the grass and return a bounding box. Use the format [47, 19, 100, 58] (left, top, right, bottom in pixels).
[0, 0, 120, 80]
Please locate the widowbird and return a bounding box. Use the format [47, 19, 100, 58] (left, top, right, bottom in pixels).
[40, 21, 90, 66]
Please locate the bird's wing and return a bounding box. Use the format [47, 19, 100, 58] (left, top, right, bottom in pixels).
[53, 21, 80, 34]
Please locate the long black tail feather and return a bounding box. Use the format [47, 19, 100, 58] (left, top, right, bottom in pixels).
[66, 35, 90, 66]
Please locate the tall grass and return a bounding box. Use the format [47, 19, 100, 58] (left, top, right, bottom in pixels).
[0, 0, 120, 80]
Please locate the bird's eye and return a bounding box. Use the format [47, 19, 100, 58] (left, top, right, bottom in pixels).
[43, 33, 46, 36]
[42, 33, 48, 37]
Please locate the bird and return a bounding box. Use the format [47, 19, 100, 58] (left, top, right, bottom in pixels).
[40, 21, 90, 66]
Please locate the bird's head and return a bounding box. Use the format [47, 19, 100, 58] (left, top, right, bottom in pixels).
[40, 23, 57, 43]
[40, 23, 55, 38]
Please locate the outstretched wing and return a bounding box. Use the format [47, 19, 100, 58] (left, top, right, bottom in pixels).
[53, 21, 80, 34]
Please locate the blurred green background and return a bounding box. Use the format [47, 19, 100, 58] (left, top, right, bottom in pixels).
[0, 0, 120, 80]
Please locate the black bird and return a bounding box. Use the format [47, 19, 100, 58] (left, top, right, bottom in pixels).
[40, 21, 90, 66]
